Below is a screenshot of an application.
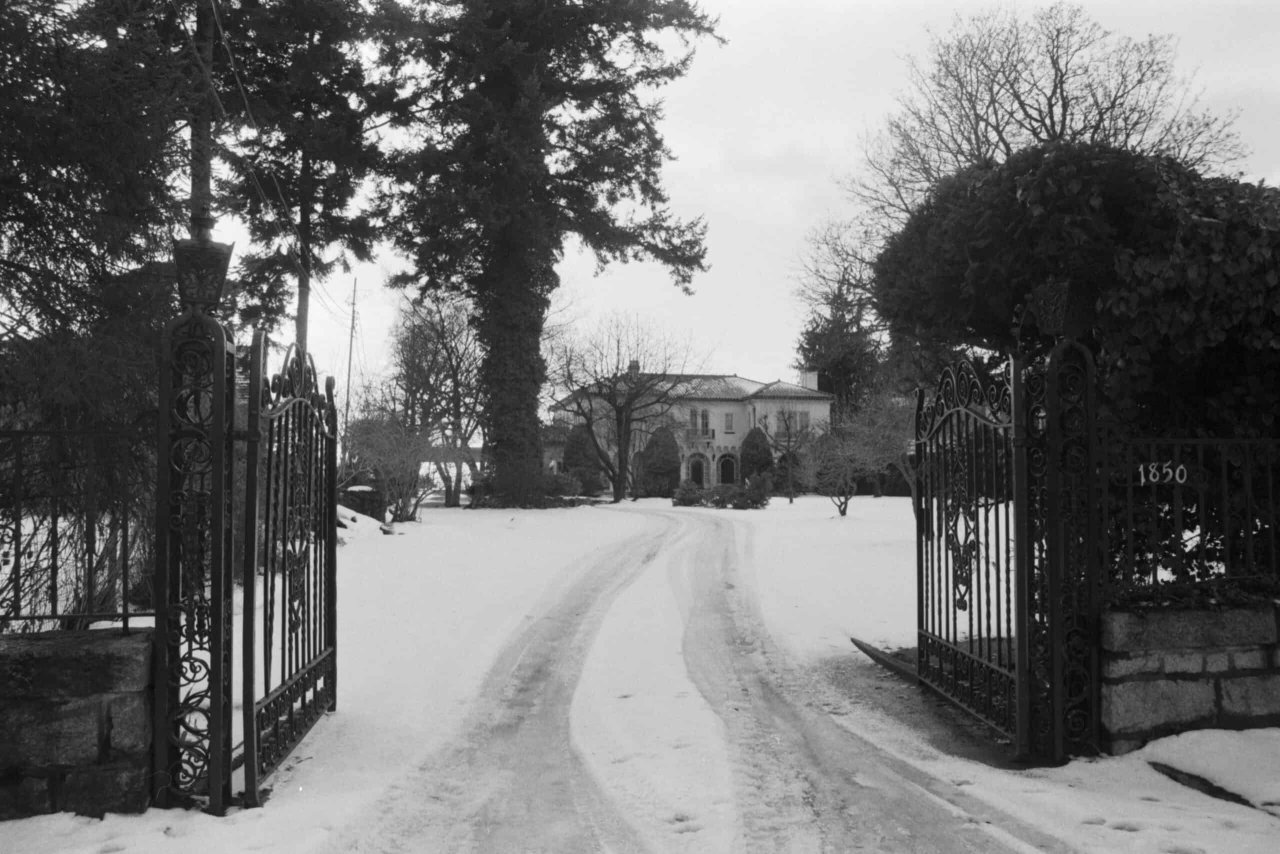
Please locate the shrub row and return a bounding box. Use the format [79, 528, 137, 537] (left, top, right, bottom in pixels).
[671, 474, 772, 510]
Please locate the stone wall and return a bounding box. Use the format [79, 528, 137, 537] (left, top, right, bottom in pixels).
[1101, 605, 1280, 754]
[0, 629, 152, 819]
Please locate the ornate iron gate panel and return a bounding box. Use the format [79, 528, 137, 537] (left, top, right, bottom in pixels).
[239, 339, 338, 808]
[915, 359, 1021, 741]
[916, 341, 1101, 763]
[156, 321, 338, 812]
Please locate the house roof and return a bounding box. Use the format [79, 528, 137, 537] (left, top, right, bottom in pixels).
[746, 379, 834, 401]
[671, 374, 832, 402]
[670, 374, 766, 400]
[553, 372, 832, 410]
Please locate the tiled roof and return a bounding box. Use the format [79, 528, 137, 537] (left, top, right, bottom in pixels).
[554, 373, 832, 407]
[672, 375, 832, 402]
[670, 374, 766, 400]
[747, 380, 834, 401]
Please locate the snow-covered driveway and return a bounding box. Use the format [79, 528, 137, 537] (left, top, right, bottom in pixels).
[8, 497, 1279, 854]
[317, 505, 1056, 853]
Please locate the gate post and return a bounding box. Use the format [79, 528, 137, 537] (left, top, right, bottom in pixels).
[1044, 339, 1101, 759]
[153, 308, 235, 813]
[1009, 352, 1034, 761]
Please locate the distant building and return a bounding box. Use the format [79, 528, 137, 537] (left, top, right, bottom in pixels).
[549, 369, 833, 488]
[672, 374, 833, 486]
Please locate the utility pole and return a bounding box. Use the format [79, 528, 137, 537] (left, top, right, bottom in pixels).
[343, 278, 357, 443]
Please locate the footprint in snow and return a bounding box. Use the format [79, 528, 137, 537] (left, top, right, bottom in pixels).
[1109, 820, 1142, 832]
[1081, 817, 1107, 826]
[669, 813, 701, 834]
[1159, 845, 1205, 854]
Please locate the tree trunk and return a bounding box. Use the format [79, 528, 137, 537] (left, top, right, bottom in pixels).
[435, 461, 456, 507]
[472, 249, 552, 507]
[612, 418, 630, 503]
[297, 149, 313, 356]
[891, 456, 920, 521]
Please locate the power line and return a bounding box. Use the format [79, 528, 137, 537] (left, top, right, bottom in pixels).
[204, 0, 308, 259]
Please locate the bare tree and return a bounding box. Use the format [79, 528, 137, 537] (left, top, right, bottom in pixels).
[395, 296, 484, 507]
[849, 1, 1243, 234]
[759, 409, 815, 504]
[549, 314, 702, 502]
[811, 393, 915, 517]
[345, 383, 433, 523]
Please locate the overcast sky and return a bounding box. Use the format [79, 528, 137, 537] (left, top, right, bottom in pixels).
[301, 0, 1280, 396]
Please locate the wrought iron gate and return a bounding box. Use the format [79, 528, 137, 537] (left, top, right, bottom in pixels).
[239, 336, 338, 808]
[915, 340, 1100, 763]
[155, 309, 338, 813]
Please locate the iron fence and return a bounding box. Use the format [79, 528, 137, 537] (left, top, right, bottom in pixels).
[0, 428, 155, 633]
[1101, 435, 1280, 605]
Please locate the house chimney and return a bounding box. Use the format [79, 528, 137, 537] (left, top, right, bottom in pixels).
[799, 369, 819, 390]
[628, 359, 640, 376]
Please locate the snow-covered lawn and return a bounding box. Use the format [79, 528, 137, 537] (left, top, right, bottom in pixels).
[5, 496, 1278, 853]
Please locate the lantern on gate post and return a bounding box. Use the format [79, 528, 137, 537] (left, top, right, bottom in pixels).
[174, 227, 233, 313]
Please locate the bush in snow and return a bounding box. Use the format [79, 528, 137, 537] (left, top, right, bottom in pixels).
[671, 479, 705, 506]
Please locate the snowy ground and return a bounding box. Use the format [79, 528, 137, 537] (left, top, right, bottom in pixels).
[5, 496, 1278, 853]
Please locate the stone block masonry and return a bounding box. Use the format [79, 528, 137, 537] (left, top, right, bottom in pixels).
[1100, 605, 1280, 754]
[0, 629, 153, 819]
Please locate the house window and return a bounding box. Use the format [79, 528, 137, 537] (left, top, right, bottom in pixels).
[701, 409, 710, 435]
[799, 411, 810, 431]
[724, 412, 734, 434]
[690, 408, 698, 429]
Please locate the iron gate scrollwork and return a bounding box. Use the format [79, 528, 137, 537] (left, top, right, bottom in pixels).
[240, 337, 338, 808]
[154, 309, 236, 810]
[156, 320, 338, 813]
[916, 359, 1020, 741]
[915, 340, 1101, 764]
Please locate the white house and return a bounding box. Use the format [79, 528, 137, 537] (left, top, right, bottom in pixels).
[550, 367, 834, 489]
[671, 373, 833, 486]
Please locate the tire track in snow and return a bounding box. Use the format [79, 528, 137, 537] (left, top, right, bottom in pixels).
[320, 514, 676, 854]
[661, 508, 1061, 853]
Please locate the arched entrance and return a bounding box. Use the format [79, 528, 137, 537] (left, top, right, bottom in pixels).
[719, 455, 737, 485]
[688, 454, 707, 487]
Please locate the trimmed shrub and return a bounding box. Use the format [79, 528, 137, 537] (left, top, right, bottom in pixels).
[672, 479, 705, 506]
[636, 426, 681, 498]
[739, 427, 774, 480]
[773, 451, 810, 494]
[542, 471, 581, 497]
[562, 423, 605, 497]
[741, 473, 772, 508]
[708, 484, 737, 508]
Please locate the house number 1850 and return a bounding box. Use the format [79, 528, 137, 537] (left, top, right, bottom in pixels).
[1137, 462, 1188, 486]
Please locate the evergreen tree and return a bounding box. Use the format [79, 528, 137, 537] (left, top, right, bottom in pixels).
[637, 427, 681, 498]
[1, 0, 188, 334]
[562, 423, 602, 497]
[796, 283, 881, 409]
[384, 0, 718, 506]
[738, 427, 773, 481]
[215, 0, 387, 343]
